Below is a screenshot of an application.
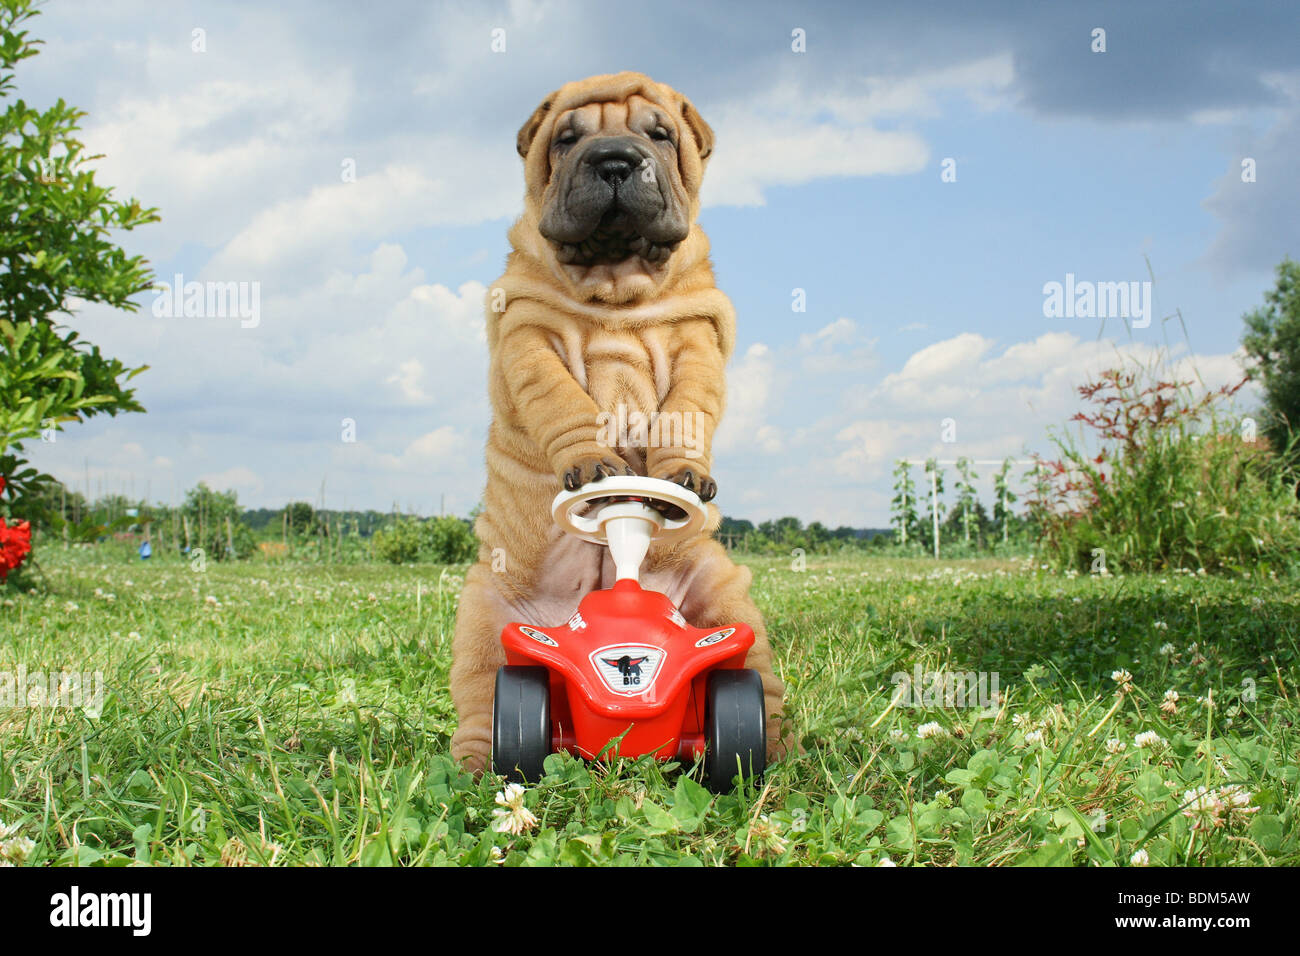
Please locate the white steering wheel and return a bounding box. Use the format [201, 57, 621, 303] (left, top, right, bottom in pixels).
[551, 476, 708, 581]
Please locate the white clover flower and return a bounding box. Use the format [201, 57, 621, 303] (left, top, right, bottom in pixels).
[1181, 786, 1224, 830]
[1153, 621, 1168, 631]
[1111, 669, 1133, 685]
[1023, 729, 1045, 746]
[1218, 785, 1257, 815]
[1134, 731, 1165, 749]
[1104, 738, 1127, 754]
[888, 729, 909, 742]
[1130, 848, 1149, 866]
[877, 857, 897, 867]
[492, 783, 539, 836]
[748, 814, 788, 858]
[1160, 689, 1179, 716]
[0, 831, 34, 865]
[916, 721, 947, 740]
[1158, 643, 1175, 656]
[1012, 713, 1032, 728]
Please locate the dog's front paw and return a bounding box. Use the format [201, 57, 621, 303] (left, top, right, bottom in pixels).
[654, 463, 716, 502]
[556, 448, 634, 491]
[451, 736, 491, 777]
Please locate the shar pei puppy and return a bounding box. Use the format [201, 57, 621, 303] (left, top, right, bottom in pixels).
[449, 71, 790, 773]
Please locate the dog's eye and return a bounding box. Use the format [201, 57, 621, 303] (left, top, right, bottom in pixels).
[555, 129, 578, 147]
[650, 126, 674, 144]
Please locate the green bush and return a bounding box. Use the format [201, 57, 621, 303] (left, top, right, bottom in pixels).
[1033, 362, 1300, 574]
[371, 518, 424, 564]
[371, 515, 476, 564]
[424, 515, 477, 563]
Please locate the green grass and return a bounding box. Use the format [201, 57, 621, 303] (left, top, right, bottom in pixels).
[2, 547, 1297, 866]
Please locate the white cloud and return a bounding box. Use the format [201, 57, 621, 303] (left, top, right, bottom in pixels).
[704, 117, 928, 208]
[386, 359, 430, 403]
[824, 332, 1258, 500]
[715, 343, 782, 454]
[701, 55, 1014, 207]
[197, 465, 263, 497]
[29, 244, 492, 514]
[204, 159, 517, 280]
[375, 426, 472, 472]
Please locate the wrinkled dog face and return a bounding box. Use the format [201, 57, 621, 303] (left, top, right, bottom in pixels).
[537, 96, 693, 268]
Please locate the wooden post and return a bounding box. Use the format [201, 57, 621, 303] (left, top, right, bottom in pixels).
[931, 469, 940, 560]
[900, 486, 907, 546]
[1003, 486, 1009, 545]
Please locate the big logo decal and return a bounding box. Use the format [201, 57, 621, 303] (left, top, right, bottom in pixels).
[589, 645, 665, 696]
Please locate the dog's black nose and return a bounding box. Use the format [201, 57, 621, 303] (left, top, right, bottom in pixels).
[586, 140, 643, 186]
[597, 158, 633, 184]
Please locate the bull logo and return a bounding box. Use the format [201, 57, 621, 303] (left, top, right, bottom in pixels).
[590, 645, 664, 696]
[601, 655, 649, 686]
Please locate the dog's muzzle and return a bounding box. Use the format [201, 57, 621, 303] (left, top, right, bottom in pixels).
[539, 136, 689, 266]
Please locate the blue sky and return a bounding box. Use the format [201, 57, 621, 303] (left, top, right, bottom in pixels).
[18, 0, 1300, 526]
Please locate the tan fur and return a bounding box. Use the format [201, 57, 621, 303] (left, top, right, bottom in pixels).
[450, 72, 790, 773]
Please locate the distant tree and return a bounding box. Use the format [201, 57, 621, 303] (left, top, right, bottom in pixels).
[992, 457, 1018, 545]
[943, 498, 990, 546]
[953, 457, 979, 544]
[1241, 257, 1300, 455]
[285, 501, 315, 535]
[181, 483, 252, 560]
[890, 459, 919, 546]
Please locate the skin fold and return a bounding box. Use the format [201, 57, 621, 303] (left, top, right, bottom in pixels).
[450, 71, 792, 773]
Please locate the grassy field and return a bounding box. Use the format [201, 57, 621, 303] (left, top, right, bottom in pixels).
[1, 547, 1297, 866]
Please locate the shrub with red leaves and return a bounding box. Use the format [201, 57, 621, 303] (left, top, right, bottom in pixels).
[0, 476, 33, 582]
[1029, 362, 1300, 574]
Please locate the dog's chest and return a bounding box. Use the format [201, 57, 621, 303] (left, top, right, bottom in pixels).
[547, 325, 674, 411]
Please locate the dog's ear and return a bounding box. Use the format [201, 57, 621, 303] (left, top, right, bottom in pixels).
[679, 96, 714, 162]
[517, 92, 559, 159]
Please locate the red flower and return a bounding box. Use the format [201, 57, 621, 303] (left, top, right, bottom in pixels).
[0, 517, 32, 581]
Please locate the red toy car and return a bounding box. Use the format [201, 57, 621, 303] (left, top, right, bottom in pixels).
[492, 477, 766, 791]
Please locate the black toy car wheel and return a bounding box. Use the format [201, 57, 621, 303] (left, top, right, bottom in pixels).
[704, 668, 766, 791]
[492, 666, 551, 782]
